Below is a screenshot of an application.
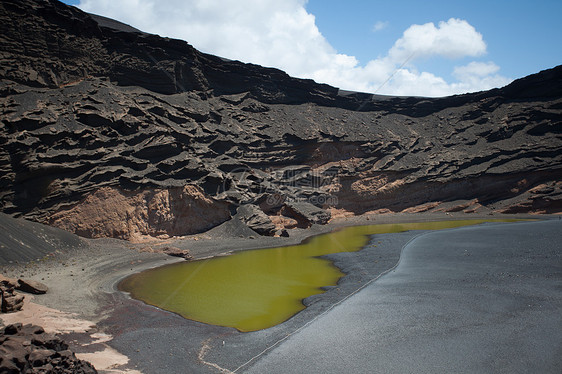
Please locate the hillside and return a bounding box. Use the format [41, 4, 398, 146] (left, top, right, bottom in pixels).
[1, 0, 561, 240]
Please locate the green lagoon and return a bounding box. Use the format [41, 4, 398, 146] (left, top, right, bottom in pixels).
[119, 219, 521, 331]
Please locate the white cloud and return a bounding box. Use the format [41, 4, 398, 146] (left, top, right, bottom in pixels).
[453, 61, 500, 79]
[79, 0, 332, 77]
[77, 0, 511, 97]
[388, 18, 487, 63]
[450, 61, 512, 93]
[372, 21, 389, 32]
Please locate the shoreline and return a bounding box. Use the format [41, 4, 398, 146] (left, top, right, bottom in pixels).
[112, 212, 545, 290]
[0, 212, 557, 373]
[2, 212, 552, 319]
[86, 212, 546, 303]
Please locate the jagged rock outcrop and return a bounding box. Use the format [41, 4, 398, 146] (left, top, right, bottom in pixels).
[1, 276, 24, 313]
[0, 323, 97, 373]
[0, 0, 561, 239]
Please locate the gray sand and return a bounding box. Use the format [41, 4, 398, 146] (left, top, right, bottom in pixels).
[244, 220, 562, 374]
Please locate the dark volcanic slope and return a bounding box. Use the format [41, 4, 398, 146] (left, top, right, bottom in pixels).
[1, 0, 561, 240]
[0, 212, 83, 264]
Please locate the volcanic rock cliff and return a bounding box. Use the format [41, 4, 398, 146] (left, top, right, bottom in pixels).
[1, 0, 561, 240]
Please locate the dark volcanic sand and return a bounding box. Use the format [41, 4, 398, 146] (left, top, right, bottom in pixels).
[244, 220, 562, 374]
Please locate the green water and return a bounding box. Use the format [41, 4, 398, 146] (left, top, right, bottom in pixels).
[119, 219, 521, 331]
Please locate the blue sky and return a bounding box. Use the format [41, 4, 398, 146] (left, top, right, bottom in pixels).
[60, 0, 561, 97]
[306, 0, 562, 81]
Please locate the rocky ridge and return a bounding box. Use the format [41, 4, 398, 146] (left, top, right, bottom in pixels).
[1, 0, 561, 240]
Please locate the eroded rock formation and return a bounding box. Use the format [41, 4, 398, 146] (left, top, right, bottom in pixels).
[0, 323, 97, 373]
[47, 185, 230, 240]
[1, 0, 561, 239]
[1, 275, 49, 313]
[1, 276, 24, 313]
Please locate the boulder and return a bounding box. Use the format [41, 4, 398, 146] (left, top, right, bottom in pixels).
[17, 279, 48, 295]
[161, 246, 193, 260]
[237, 205, 277, 236]
[29, 348, 57, 367]
[285, 202, 331, 227]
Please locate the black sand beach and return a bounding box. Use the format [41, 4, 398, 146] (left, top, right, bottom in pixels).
[244, 220, 562, 374]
